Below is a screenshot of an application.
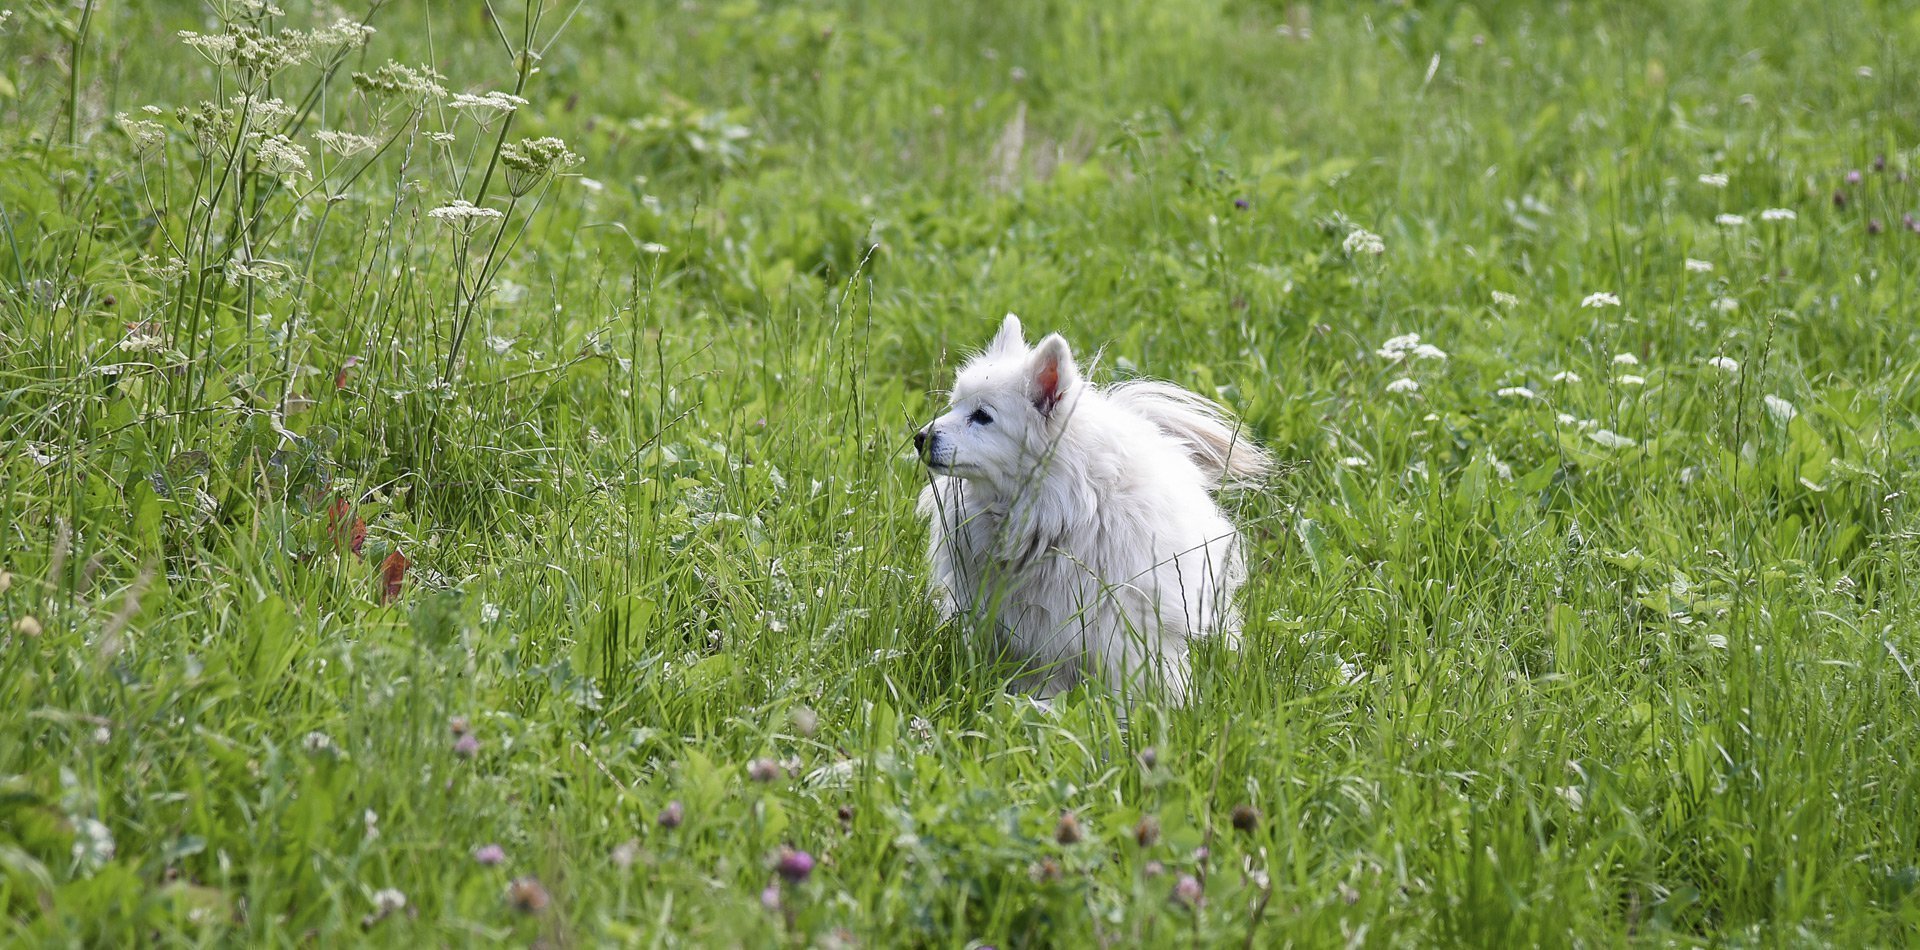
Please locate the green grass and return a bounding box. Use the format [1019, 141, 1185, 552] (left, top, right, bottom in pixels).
[3, 0, 1919, 943]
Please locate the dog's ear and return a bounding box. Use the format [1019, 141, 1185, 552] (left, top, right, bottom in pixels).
[1026, 333, 1080, 417]
[987, 313, 1026, 356]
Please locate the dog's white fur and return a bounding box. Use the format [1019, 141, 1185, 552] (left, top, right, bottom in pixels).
[915, 315, 1269, 704]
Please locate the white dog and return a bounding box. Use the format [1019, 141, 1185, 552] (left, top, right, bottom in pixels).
[914, 315, 1269, 704]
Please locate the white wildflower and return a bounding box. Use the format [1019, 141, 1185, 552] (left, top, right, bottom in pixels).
[1618, 374, 1645, 386]
[639, 242, 669, 255]
[1410, 343, 1448, 361]
[1705, 633, 1729, 649]
[371, 888, 407, 915]
[314, 129, 379, 157]
[500, 136, 582, 196]
[1587, 429, 1637, 449]
[1712, 297, 1739, 313]
[1856, 66, 1873, 78]
[1339, 456, 1369, 469]
[449, 91, 528, 125]
[178, 30, 239, 65]
[1715, 213, 1747, 227]
[1612, 352, 1639, 366]
[252, 134, 310, 183]
[307, 18, 377, 54]
[1697, 173, 1729, 188]
[1684, 258, 1713, 273]
[1338, 660, 1367, 685]
[1706, 356, 1739, 374]
[1496, 386, 1537, 400]
[427, 199, 504, 233]
[1764, 394, 1797, 423]
[71, 817, 116, 872]
[116, 113, 167, 153]
[1551, 371, 1582, 383]
[1581, 292, 1620, 308]
[1491, 291, 1519, 307]
[1385, 377, 1419, 394]
[577, 177, 606, 193]
[302, 731, 335, 753]
[1760, 208, 1796, 222]
[480, 603, 502, 623]
[1375, 332, 1423, 361]
[1342, 228, 1386, 256]
[231, 95, 296, 126]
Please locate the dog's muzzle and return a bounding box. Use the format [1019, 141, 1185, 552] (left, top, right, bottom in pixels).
[913, 426, 930, 458]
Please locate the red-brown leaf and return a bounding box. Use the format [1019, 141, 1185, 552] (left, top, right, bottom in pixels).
[378, 551, 409, 604]
[327, 498, 368, 557]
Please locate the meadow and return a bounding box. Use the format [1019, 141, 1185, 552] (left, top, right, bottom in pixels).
[3, 0, 1919, 943]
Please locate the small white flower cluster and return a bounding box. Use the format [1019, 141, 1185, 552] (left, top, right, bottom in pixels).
[450, 91, 529, 125]
[1612, 352, 1639, 366]
[1759, 208, 1796, 222]
[1375, 332, 1446, 363]
[252, 134, 311, 183]
[1581, 292, 1620, 308]
[1386, 377, 1420, 394]
[1698, 173, 1729, 188]
[1491, 291, 1519, 308]
[427, 199, 504, 232]
[1588, 429, 1637, 449]
[1342, 228, 1386, 256]
[1551, 371, 1582, 383]
[1496, 386, 1537, 400]
[115, 112, 167, 153]
[1684, 258, 1713, 273]
[1764, 394, 1797, 423]
[1715, 213, 1747, 227]
[1705, 356, 1739, 374]
[315, 129, 380, 157]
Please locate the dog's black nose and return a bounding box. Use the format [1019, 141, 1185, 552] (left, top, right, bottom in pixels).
[913, 427, 928, 456]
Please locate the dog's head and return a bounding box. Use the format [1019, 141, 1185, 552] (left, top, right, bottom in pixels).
[915, 314, 1081, 488]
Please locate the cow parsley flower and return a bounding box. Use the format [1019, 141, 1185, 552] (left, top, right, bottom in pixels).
[1715, 213, 1747, 227]
[1684, 258, 1713, 273]
[1551, 371, 1582, 383]
[1712, 297, 1739, 313]
[428, 199, 504, 234]
[1491, 291, 1519, 307]
[1618, 374, 1645, 386]
[1375, 333, 1422, 361]
[115, 113, 167, 154]
[1611, 352, 1639, 365]
[252, 134, 310, 183]
[1587, 429, 1636, 449]
[1697, 173, 1728, 187]
[450, 91, 528, 126]
[1706, 356, 1739, 373]
[1581, 292, 1620, 308]
[1342, 228, 1385, 255]
[501, 136, 582, 196]
[1496, 386, 1537, 400]
[1386, 377, 1419, 394]
[1760, 208, 1796, 222]
[314, 129, 379, 157]
[1764, 394, 1797, 423]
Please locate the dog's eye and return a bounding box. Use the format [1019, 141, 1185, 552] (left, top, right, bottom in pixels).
[968, 409, 993, 426]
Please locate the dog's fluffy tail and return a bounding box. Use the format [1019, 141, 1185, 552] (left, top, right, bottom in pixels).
[1107, 379, 1271, 491]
